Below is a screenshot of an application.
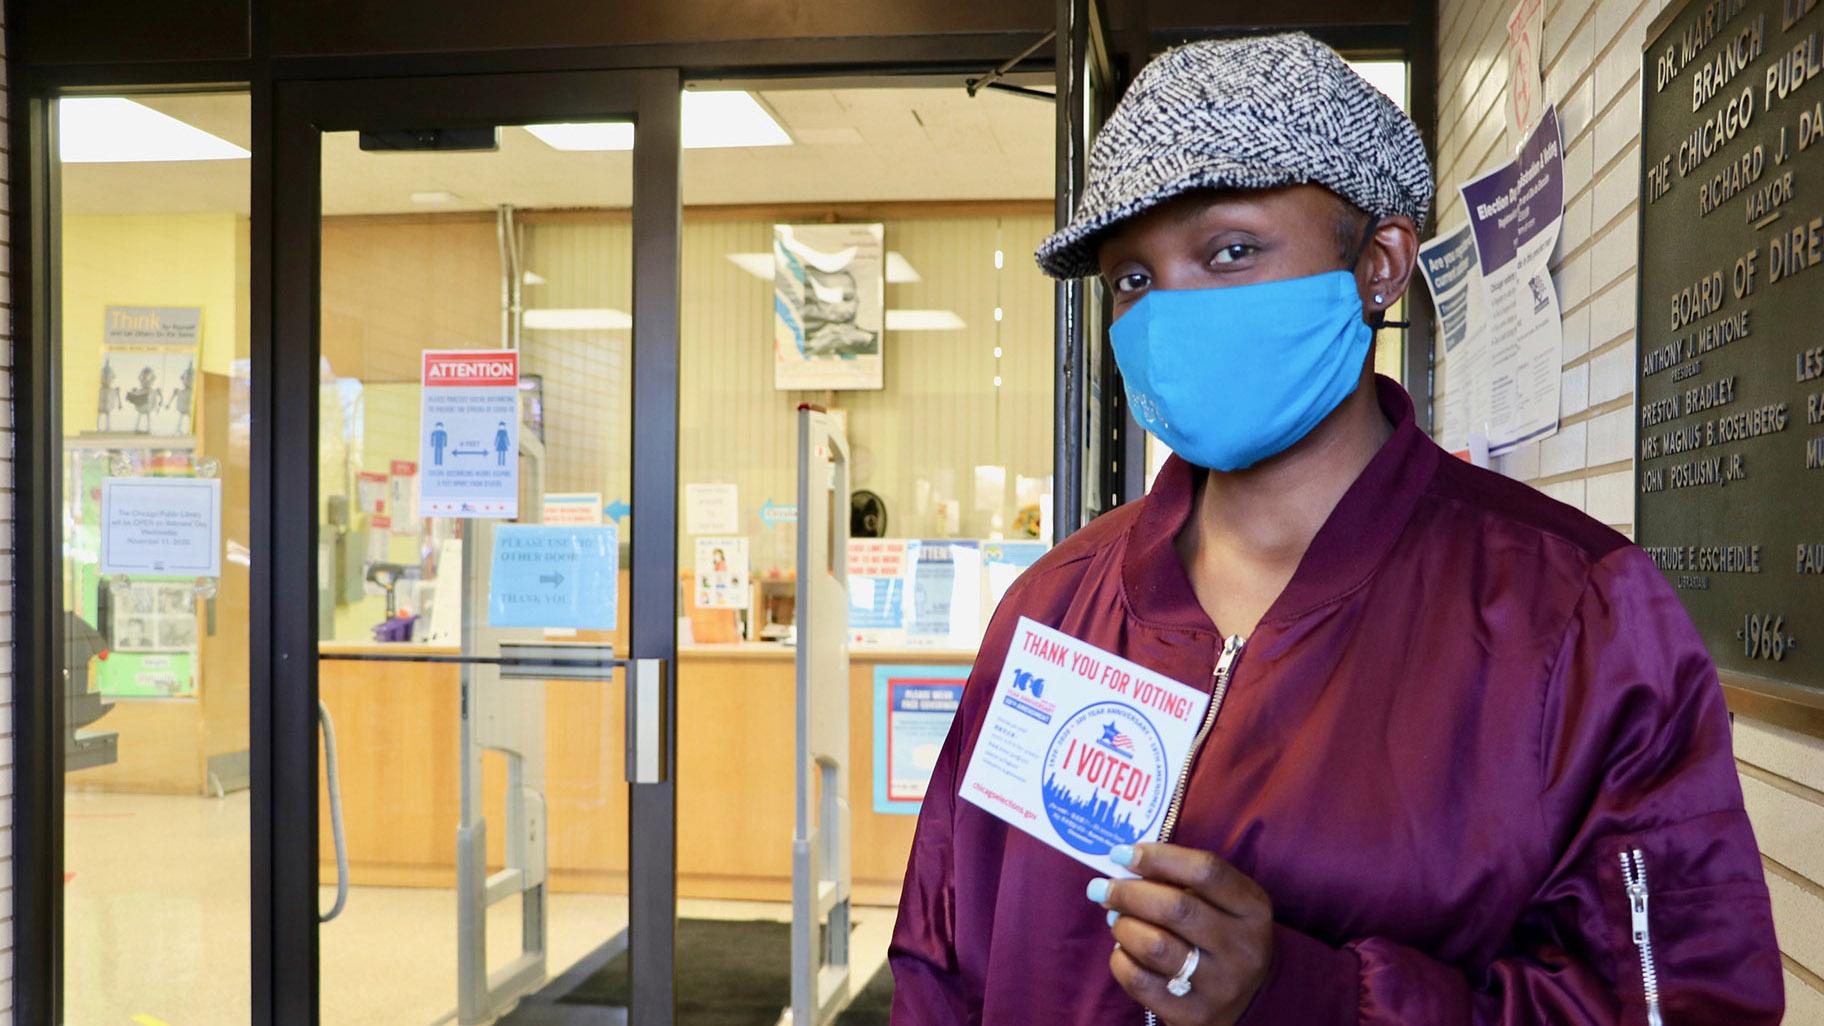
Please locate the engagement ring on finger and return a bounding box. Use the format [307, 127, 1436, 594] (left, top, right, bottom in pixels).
[1166, 945, 1201, 997]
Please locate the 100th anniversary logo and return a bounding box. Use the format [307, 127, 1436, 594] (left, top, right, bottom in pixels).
[1039, 701, 1168, 856]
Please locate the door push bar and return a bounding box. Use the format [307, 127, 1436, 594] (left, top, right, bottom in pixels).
[320, 644, 668, 785]
[494, 644, 667, 786]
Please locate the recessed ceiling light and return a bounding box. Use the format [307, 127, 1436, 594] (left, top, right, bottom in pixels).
[726, 250, 920, 283]
[725, 253, 776, 279]
[794, 127, 865, 146]
[523, 308, 632, 331]
[525, 91, 790, 152]
[58, 97, 249, 164]
[523, 121, 636, 151]
[682, 91, 791, 149]
[886, 309, 966, 331]
[885, 252, 922, 283]
[411, 190, 458, 204]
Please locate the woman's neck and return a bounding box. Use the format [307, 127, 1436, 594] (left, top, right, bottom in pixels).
[1173, 371, 1394, 633]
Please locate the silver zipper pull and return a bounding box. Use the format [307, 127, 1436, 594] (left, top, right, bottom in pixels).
[1619, 848, 1664, 1026]
[1622, 850, 1651, 943]
[1213, 634, 1244, 686]
[1628, 884, 1650, 943]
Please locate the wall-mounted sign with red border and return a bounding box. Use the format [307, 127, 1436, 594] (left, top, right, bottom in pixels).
[419, 349, 520, 518]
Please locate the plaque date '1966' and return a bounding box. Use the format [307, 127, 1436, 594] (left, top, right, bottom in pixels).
[1739, 613, 1798, 660]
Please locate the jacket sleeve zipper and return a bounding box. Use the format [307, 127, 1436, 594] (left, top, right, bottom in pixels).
[1620, 847, 1665, 1026]
[1144, 634, 1245, 1026]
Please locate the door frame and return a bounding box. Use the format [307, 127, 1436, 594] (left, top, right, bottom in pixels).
[1052, 0, 1122, 539]
[6, 16, 1443, 1024]
[259, 68, 683, 1025]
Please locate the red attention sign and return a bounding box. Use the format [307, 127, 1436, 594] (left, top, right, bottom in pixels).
[422, 351, 518, 386]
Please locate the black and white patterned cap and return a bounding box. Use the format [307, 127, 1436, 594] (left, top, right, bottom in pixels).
[1035, 32, 1434, 279]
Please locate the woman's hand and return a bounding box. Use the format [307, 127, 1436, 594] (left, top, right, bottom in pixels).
[1087, 843, 1276, 1026]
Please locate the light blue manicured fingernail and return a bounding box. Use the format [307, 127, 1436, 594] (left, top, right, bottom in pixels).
[1087, 878, 1110, 903]
[1106, 909, 1121, 927]
[1109, 844, 1135, 867]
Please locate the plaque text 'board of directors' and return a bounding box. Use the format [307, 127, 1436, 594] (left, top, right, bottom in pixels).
[1637, 0, 1824, 697]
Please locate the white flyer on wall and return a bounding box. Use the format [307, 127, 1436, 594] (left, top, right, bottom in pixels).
[983, 541, 1048, 618]
[695, 536, 751, 610]
[1504, 0, 1545, 149]
[848, 538, 911, 646]
[773, 223, 886, 391]
[100, 477, 222, 578]
[1417, 222, 1491, 461]
[543, 492, 604, 526]
[418, 349, 520, 518]
[1461, 104, 1564, 456]
[388, 460, 418, 534]
[685, 482, 741, 535]
[958, 618, 1211, 878]
[908, 540, 981, 649]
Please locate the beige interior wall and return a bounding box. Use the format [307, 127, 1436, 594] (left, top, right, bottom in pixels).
[313, 207, 1056, 628]
[671, 213, 1057, 572]
[1434, 1, 1824, 1020]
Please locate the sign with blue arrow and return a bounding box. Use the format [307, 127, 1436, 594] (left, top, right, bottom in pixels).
[760, 499, 798, 528]
[488, 524, 618, 630]
[604, 499, 632, 523]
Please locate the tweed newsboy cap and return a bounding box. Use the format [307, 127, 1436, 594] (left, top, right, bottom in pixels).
[1035, 32, 1435, 279]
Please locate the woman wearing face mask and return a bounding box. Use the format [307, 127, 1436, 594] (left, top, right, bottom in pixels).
[888, 33, 1782, 1026]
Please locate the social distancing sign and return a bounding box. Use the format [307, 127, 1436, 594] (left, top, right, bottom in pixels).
[420, 350, 519, 518]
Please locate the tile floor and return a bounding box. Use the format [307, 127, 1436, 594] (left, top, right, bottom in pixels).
[62, 790, 894, 1026]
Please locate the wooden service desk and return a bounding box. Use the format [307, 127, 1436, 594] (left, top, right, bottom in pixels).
[317, 640, 976, 906]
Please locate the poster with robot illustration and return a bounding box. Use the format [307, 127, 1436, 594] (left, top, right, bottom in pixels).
[97, 305, 203, 438]
[773, 223, 885, 391]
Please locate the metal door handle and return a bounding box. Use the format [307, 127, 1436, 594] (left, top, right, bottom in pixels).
[626, 658, 667, 785]
[319, 700, 349, 923]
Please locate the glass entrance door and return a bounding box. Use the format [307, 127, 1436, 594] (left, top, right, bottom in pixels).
[265, 70, 682, 1025]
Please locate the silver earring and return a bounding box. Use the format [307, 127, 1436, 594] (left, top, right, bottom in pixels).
[1373, 292, 1385, 304]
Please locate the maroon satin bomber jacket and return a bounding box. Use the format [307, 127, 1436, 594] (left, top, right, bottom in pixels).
[889, 378, 1783, 1025]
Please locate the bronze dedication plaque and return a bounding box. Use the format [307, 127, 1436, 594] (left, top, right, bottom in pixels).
[1637, 0, 1824, 702]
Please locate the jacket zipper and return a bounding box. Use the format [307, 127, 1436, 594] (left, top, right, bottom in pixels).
[1144, 634, 1245, 1026]
[1620, 848, 1665, 1026]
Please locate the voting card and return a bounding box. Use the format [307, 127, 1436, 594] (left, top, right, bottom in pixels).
[958, 617, 1212, 878]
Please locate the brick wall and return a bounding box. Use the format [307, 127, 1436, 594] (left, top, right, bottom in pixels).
[1434, 0, 1824, 1020]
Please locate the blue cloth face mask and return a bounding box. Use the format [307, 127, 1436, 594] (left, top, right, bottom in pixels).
[1109, 269, 1374, 472]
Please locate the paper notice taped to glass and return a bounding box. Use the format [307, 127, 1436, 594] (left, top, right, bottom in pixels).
[100, 477, 223, 578]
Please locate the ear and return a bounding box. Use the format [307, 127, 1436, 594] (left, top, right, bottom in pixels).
[1354, 214, 1420, 325]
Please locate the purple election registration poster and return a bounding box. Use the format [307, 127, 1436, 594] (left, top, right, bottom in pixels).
[1459, 104, 1566, 455]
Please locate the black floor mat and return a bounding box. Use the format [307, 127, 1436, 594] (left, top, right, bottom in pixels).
[834, 959, 894, 1026]
[519, 918, 892, 1026]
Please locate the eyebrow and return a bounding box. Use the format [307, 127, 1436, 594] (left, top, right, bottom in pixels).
[1170, 200, 1216, 226]
[1167, 189, 1241, 226]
